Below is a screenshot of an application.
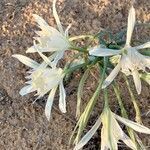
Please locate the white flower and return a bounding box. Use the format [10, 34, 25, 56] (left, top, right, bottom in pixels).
[26, 0, 71, 65]
[89, 6, 150, 94]
[12, 54, 66, 120]
[74, 108, 150, 150]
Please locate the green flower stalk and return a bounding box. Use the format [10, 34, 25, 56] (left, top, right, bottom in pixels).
[76, 69, 90, 118]
[124, 76, 142, 124]
[72, 58, 108, 145]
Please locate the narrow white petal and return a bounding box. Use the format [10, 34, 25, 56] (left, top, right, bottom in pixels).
[26, 46, 36, 53]
[12, 54, 39, 69]
[59, 80, 66, 113]
[114, 114, 150, 134]
[101, 121, 118, 150]
[33, 14, 49, 29]
[134, 41, 150, 50]
[53, 0, 64, 34]
[126, 6, 136, 46]
[33, 41, 52, 66]
[19, 85, 33, 96]
[135, 134, 147, 150]
[121, 134, 136, 150]
[65, 24, 71, 37]
[33, 14, 61, 38]
[52, 51, 64, 67]
[109, 115, 119, 150]
[38, 52, 52, 66]
[102, 63, 121, 89]
[132, 70, 141, 94]
[45, 87, 57, 121]
[38, 53, 58, 69]
[89, 45, 121, 56]
[101, 127, 109, 150]
[74, 117, 101, 150]
[111, 115, 136, 150]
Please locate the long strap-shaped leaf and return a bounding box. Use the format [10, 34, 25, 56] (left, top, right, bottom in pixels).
[124, 75, 142, 124]
[74, 58, 108, 144]
[76, 69, 90, 118]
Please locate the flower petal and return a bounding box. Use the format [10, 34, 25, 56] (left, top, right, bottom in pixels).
[26, 46, 36, 53]
[27, 37, 69, 53]
[19, 85, 33, 96]
[132, 70, 141, 94]
[53, 0, 64, 34]
[126, 6, 136, 46]
[114, 114, 150, 134]
[121, 134, 136, 150]
[74, 117, 101, 150]
[59, 80, 66, 113]
[102, 63, 121, 89]
[52, 51, 64, 67]
[33, 41, 52, 67]
[45, 87, 57, 121]
[89, 45, 121, 57]
[101, 127, 109, 150]
[111, 114, 136, 150]
[33, 14, 49, 29]
[134, 41, 150, 50]
[135, 134, 147, 150]
[102, 110, 118, 150]
[65, 24, 71, 37]
[33, 14, 60, 34]
[38, 53, 58, 69]
[12, 54, 39, 69]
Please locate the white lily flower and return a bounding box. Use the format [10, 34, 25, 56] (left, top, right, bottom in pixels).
[74, 108, 150, 150]
[26, 0, 71, 65]
[12, 54, 66, 120]
[89, 6, 150, 94]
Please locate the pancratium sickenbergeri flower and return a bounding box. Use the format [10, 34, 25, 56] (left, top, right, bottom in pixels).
[74, 108, 150, 150]
[89, 6, 150, 94]
[26, 0, 71, 66]
[12, 54, 66, 121]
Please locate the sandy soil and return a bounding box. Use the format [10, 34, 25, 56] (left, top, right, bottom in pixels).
[0, 0, 150, 149]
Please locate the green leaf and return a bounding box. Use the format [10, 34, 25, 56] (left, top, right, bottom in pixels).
[73, 58, 108, 144]
[76, 69, 90, 118]
[140, 73, 150, 85]
[114, 29, 126, 44]
[139, 48, 150, 56]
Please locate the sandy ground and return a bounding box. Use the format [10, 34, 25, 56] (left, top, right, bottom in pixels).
[0, 0, 150, 149]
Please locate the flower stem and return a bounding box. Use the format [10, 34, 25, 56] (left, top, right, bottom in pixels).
[64, 63, 87, 74]
[113, 83, 128, 117]
[113, 83, 137, 145]
[73, 58, 108, 144]
[69, 35, 94, 41]
[76, 69, 90, 119]
[103, 87, 109, 109]
[70, 46, 88, 53]
[124, 75, 142, 124]
[64, 56, 100, 75]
